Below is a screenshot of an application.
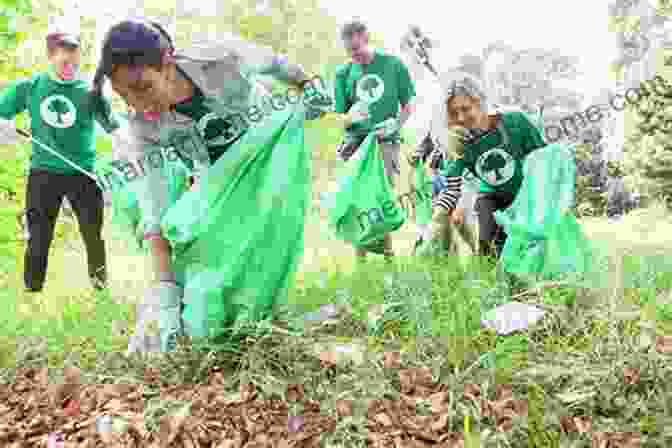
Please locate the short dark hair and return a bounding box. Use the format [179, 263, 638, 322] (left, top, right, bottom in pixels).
[340, 20, 368, 41]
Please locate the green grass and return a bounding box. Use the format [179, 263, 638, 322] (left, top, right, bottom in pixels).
[1, 206, 672, 443]
[2, 125, 672, 444]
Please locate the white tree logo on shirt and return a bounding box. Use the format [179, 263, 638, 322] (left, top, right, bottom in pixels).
[356, 74, 385, 104]
[475, 148, 515, 186]
[40, 95, 76, 128]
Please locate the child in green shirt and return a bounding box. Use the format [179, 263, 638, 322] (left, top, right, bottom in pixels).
[0, 22, 119, 292]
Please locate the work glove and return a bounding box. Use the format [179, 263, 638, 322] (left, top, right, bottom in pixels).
[0, 118, 20, 144]
[409, 132, 437, 167]
[300, 77, 334, 120]
[347, 100, 369, 125]
[374, 117, 400, 139]
[126, 282, 184, 355]
[428, 147, 444, 170]
[110, 126, 137, 160]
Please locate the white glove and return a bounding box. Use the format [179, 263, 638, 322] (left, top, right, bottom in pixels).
[110, 127, 134, 159]
[375, 117, 400, 138]
[347, 101, 369, 126]
[302, 78, 334, 120]
[0, 118, 19, 143]
[416, 223, 432, 242]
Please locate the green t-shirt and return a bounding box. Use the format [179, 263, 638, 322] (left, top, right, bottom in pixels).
[334, 50, 415, 140]
[0, 72, 119, 174]
[440, 111, 546, 195]
[173, 87, 245, 163]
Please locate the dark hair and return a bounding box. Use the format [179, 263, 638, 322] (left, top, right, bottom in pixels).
[340, 20, 368, 41]
[90, 19, 174, 99]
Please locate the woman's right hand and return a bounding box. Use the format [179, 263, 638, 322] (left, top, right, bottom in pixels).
[346, 102, 369, 127]
[0, 118, 18, 142]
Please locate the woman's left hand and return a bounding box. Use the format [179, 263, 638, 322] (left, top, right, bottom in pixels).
[300, 76, 333, 119]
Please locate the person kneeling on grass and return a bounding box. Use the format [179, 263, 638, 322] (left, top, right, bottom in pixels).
[90, 18, 330, 353]
[408, 131, 477, 256]
[0, 19, 120, 293]
[425, 75, 546, 262]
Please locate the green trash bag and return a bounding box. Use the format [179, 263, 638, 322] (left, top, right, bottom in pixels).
[413, 162, 433, 226]
[495, 143, 593, 284]
[327, 133, 405, 252]
[94, 149, 192, 250]
[161, 105, 310, 340]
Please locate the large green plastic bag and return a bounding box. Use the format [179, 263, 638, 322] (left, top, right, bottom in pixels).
[414, 162, 433, 226]
[411, 162, 435, 256]
[94, 150, 191, 250]
[161, 106, 310, 340]
[327, 133, 405, 250]
[495, 143, 593, 284]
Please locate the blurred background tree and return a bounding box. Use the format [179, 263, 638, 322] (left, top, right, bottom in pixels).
[609, 0, 672, 210]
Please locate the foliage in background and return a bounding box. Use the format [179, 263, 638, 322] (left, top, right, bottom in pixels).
[0, 0, 35, 278]
[622, 76, 672, 205]
[607, 1, 672, 207]
[0, 0, 365, 279]
[574, 140, 609, 217]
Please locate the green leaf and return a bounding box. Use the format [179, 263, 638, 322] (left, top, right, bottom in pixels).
[15, 0, 31, 13]
[0, 0, 20, 8]
[5, 13, 17, 34]
[0, 14, 11, 34]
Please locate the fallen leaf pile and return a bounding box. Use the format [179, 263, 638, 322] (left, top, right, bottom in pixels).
[560, 415, 643, 446]
[365, 357, 529, 447]
[0, 341, 663, 446]
[0, 367, 337, 447]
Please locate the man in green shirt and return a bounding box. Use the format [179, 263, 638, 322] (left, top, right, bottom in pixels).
[0, 21, 119, 292]
[333, 20, 416, 262]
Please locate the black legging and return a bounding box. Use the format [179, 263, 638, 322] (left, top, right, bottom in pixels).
[24, 169, 106, 291]
[474, 191, 516, 260]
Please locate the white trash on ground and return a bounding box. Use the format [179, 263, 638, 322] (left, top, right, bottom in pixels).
[481, 302, 546, 335]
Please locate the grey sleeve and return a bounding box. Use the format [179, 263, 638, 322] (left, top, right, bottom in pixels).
[185, 36, 306, 84]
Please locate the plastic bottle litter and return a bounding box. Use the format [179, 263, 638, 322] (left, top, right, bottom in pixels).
[481, 302, 546, 335]
[96, 414, 129, 442]
[303, 304, 340, 324]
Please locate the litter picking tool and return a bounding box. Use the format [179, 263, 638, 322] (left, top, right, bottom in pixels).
[402, 25, 439, 77]
[15, 128, 109, 190]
